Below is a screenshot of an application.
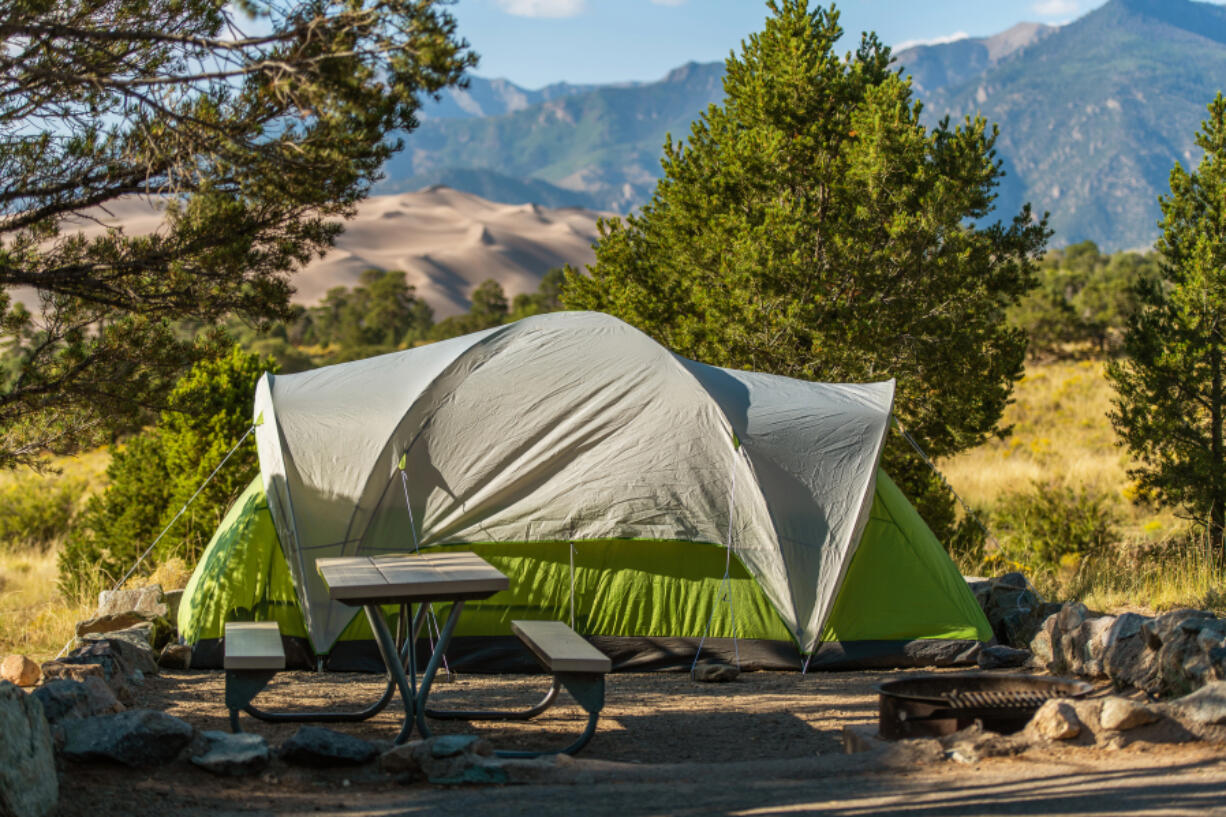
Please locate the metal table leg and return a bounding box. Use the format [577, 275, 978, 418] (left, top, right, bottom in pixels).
[411, 600, 464, 739]
[365, 602, 421, 745]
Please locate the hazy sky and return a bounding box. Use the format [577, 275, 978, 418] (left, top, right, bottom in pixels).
[450, 0, 1119, 88]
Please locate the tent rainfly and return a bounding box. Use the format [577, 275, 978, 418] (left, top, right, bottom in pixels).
[180, 311, 991, 671]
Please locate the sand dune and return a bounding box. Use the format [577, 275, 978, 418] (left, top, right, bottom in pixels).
[41, 187, 613, 319]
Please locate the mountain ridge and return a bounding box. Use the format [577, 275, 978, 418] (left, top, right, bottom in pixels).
[395, 0, 1226, 250]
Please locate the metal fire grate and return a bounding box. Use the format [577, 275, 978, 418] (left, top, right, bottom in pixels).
[875, 673, 1093, 739]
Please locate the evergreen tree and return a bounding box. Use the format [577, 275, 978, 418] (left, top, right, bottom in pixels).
[564, 0, 1048, 537]
[1108, 94, 1226, 559]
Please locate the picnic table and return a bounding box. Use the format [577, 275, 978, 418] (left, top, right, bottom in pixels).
[316, 551, 510, 745]
[227, 549, 610, 754]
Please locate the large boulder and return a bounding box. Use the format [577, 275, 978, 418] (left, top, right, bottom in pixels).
[0, 682, 57, 817]
[61, 710, 194, 767]
[1065, 614, 1116, 678]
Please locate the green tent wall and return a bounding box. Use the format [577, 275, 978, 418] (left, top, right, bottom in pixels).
[180, 470, 991, 671]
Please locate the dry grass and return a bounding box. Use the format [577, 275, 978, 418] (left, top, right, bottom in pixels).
[940, 359, 1179, 537]
[0, 547, 92, 662]
[0, 448, 111, 662]
[940, 359, 1222, 613]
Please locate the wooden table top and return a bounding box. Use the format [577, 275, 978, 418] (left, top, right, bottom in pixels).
[316, 551, 509, 605]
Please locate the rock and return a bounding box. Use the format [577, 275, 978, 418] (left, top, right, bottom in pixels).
[0, 682, 58, 817]
[1142, 609, 1211, 651]
[939, 723, 1028, 763]
[966, 578, 992, 611]
[1030, 614, 1059, 669]
[1057, 601, 1089, 633]
[158, 643, 192, 670]
[1153, 615, 1223, 697]
[994, 571, 1029, 591]
[77, 613, 172, 651]
[163, 589, 185, 623]
[1069, 615, 1116, 678]
[191, 730, 271, 776]
[40, 662, 104, 685]
[61, 709, 194, 767]
[381, 735, 498, 783]
[279, 726, 377, 767]
[57, 641, 134, 700]
[1099, 697, 1160, 731]
[954, 642, 982, 664]
[1168, 680, 1226, 726]
[976, 644, 1031, 670]
[983, 574, 1045, 647]
[31, 679, 123, 725]
[96, 585, 168, 619]
[1, 655, 41, 687]
[1102, 613, 1159, 691]
[1026, 700, 1082, 741]
[692, 663, 739, 682]
[82, 621, 154, 648]
[79, 629, 160, 677]
[429, 734, 491, 759]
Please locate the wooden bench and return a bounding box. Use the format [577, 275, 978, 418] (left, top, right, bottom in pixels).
[425, 619, 612, 756]
[512, 620, 612, 675]
[223, 621, 285, 731]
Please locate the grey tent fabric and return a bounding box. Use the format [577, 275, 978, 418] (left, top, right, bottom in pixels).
[253, 311, 894, 654]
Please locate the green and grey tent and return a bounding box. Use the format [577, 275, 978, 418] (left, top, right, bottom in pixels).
[180, 311, 990, 671]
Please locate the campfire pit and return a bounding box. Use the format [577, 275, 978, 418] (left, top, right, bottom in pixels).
[875, 673, 1093, 739]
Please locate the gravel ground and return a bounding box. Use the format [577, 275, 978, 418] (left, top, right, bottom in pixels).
[52, 667, 1226, 817]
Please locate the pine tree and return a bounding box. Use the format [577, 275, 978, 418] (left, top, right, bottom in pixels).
[564, 0, 1048, 537]
[1108, 94, 1226, 559]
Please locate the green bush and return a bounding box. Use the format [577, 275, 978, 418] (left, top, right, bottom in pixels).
[0, 473, 85, 552]
[992, 480, 1119, 568]
[58, 344, 274, 600]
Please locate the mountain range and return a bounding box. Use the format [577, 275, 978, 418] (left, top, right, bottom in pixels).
[387, 0, 1226, 251]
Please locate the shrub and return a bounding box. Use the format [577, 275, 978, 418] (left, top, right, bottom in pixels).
[0, 473, 85, 552]
[992, 480, 1119, 569]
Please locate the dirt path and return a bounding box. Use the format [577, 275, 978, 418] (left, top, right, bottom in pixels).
[53, 668, 1226, 816]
